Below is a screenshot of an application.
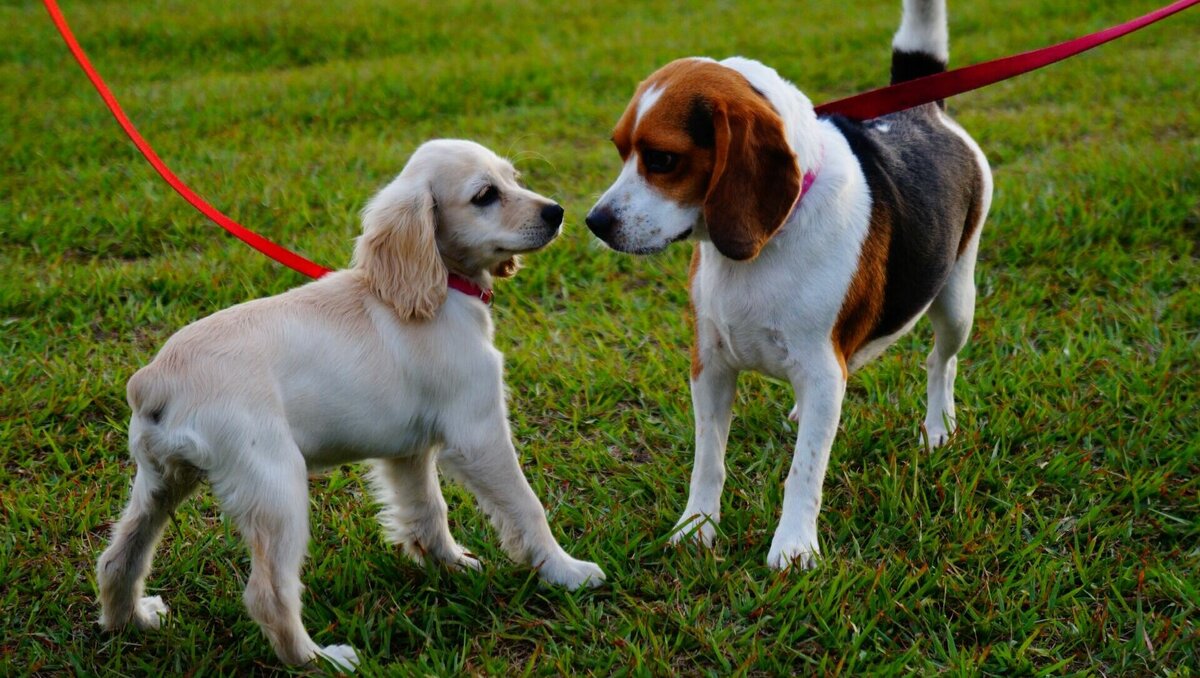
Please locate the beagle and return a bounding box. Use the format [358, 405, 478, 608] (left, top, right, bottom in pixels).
[586, 0, 992, 569]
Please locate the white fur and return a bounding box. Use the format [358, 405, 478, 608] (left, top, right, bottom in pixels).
[96, 139, 603, 670]
[635, 84, 664, 125]
[675, 112, 873, 568]
[591, 158, 701, 253]
[600, 17, 991, 569]
[893, 0, 949, 61]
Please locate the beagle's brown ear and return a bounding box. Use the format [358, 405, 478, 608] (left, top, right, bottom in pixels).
[703, 98, 802, 260]
[353, 184, 447, 321]
[491, 255, 521, 278]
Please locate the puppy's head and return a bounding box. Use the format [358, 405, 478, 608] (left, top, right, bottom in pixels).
[354, 139, 563, 319]
[586, 58, 802, 260]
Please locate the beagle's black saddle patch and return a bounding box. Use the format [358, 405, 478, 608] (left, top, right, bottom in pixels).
[826, 105, 984, 340]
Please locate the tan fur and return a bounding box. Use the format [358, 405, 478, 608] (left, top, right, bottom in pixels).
[354, 188, 448, 321]
[611, 65, 717, 207]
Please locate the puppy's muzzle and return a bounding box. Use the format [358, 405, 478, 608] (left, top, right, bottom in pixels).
[541, 203, 565, 228]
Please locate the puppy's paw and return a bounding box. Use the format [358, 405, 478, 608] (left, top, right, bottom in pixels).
[668, 513, 718, 547]
[766, 536, 820, 571]
[447, 548, 482, 572]
[132, 595, 169, 630]
[395, 535, 480, 572]
[316, 644, 360, 672]
[539, 554, 606, 590]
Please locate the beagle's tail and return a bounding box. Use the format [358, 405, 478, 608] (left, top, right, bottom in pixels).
[891, 0, 949, 89]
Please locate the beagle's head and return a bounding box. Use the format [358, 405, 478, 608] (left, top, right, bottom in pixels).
[586, 58, 802, 260]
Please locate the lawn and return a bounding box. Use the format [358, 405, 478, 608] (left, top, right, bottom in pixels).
[2, 0, 1197, 674]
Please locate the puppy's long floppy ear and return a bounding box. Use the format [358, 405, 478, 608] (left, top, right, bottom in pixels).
[354, 183, 448, 321]
[703, 98, 802, 261]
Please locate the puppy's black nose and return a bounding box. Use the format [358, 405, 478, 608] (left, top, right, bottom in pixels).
[541, 203, 565, 228]
[585, 206, 616, 239]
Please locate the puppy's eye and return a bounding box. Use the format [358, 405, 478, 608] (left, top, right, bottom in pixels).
[643, 150, 678, 174]
[471, 185, 500, 206]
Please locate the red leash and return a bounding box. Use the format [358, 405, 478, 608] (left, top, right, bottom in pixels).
[816, 0, 1199, 119]
[41, 0, 331, 278]
[43, 0, 1196, 278]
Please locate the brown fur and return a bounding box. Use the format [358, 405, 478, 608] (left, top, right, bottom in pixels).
[612, 60, 802, 260]
[831, 211, 892, 377]
[958, 175, 985, 257]
[703, 88, 801, 260]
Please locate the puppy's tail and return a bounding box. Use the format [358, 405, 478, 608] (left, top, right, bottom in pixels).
[891, 0, 948, 93]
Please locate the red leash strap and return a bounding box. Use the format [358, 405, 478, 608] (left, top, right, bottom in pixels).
[816, 0, 1199, 120]
[42, 0, 332, 278]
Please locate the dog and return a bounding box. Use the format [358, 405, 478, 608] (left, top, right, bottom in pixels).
[96, 139, 605, 669]
[585, 0, 992, 569]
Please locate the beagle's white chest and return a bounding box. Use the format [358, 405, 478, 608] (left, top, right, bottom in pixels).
[695, 266, 796, 380]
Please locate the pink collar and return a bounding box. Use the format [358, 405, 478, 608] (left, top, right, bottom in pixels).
[799, 167, 818, 199]
[797, 146, 823, 206]
[787, 149, 823, 220]
[448, 273, 493, 304]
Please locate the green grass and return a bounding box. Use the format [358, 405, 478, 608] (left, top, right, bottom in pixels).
[3, 0, 1198, 674]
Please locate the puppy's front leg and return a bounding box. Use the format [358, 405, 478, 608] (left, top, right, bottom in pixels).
[371, 451, 480, 571]
[439, 423, 604, 590]
[768, 353, 847, 570]
[670, 358, 738, 547]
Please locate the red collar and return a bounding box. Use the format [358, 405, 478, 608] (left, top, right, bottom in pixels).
[447, 273, 493, 304]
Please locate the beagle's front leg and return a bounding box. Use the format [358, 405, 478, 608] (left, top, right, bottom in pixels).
[670, 356, 738, 547]
[768, 351, 847, 569]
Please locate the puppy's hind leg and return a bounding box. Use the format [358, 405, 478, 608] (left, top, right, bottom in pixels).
[370, 449, 479, 571]
[97, 457, 200, 631]
[211, 444, 357, 670]
[922, 236, 980, 448]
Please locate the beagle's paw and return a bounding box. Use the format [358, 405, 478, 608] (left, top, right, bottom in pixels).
[668, 513, 718, 547]
[316, 644, 360, 672]
[766, 533, 820, 571]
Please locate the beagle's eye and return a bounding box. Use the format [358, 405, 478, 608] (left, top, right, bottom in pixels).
[471, 185, 500, 207]
[643, 150, 678, 174]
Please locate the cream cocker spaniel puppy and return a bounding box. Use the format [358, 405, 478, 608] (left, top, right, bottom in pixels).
[97, 139, 604, 670]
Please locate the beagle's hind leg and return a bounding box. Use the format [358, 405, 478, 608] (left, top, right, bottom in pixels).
[923, 236, 980, 447]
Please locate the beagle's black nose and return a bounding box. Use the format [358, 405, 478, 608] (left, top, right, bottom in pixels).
[541, 203, 565, 228]
[585, 206, 616, 239]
